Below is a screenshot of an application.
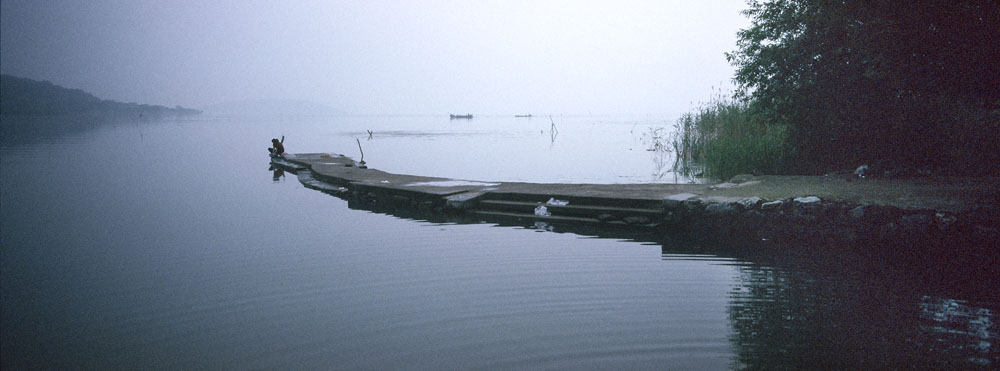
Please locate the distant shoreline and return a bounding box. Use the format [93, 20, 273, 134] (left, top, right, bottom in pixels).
[0, 74, 200, 116]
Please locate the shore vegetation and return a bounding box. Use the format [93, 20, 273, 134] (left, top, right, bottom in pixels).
[672, 92, 788, 180]
[673, 0, 1000, 180]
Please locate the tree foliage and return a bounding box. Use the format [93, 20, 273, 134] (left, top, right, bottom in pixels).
[728, 0, 1000, 174]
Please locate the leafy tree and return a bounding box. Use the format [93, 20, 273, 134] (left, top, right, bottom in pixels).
[728, 0, 1000, 174]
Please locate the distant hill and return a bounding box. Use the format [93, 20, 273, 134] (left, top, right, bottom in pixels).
[0, 74, 200, 115]
[200, 99, 345, 116]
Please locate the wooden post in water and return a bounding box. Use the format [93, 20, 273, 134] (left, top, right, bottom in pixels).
[356, 138, 367, 168]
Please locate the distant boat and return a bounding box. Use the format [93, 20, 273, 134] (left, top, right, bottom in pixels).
[450, 114, 473, 119]
[515, 114, 532, 118]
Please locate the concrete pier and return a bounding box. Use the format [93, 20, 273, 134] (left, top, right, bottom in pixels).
[272, 153, 1000, 252]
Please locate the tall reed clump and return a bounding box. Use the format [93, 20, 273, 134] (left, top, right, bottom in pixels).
[672, 94, 789, 181]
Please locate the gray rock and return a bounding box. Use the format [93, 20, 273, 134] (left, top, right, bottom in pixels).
[737, 197, 763, 209]
[793, 197, 823, 216]
[761, 200, 783, 211]
[793, 196, 821, 204]
[854, 164, 869, 178]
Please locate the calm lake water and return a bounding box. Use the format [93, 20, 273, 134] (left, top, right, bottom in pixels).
[2, 114, 997, 369]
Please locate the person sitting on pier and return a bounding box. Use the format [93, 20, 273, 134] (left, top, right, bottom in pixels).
[268, 138, 285, 158]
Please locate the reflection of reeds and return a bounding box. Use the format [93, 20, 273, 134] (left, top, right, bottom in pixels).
[650, 147, 671, 180]
[643, 127, 669, 152]
[639, 127, 675, 180]
[671, 93, 788, 180]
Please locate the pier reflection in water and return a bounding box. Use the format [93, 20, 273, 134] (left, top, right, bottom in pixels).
[325, 179, 999, 369]
[726, 261, 996, 368]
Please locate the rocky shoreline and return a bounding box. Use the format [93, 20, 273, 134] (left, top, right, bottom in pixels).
[670, 193, 997, 250]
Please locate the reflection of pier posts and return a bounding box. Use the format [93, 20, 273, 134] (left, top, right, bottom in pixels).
[549, 116, 559, 143]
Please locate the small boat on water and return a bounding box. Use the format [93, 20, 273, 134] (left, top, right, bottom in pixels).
[450, 114, 473, 119]
[514, 114, 532, 118]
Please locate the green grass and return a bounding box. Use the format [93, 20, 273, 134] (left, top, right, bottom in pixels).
[671, 95, 789, 181]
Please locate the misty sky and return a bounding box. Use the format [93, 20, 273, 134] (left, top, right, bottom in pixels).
[1, 0, 748, 115]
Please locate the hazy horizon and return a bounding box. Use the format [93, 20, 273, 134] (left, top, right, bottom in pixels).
[1, 0, 748, 115]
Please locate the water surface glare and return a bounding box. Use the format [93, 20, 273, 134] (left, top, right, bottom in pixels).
[2, 114, 996, 369]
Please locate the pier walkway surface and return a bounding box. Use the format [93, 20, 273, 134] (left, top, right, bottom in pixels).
[275, 153, 997, 213]
[272, 153, 999, 255]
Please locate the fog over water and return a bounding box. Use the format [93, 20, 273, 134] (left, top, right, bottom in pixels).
[1, 0, 747, 115]
[5, 2, 1000, 367]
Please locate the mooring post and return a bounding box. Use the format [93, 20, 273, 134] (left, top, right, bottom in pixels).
[356, 138, 367, 168]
